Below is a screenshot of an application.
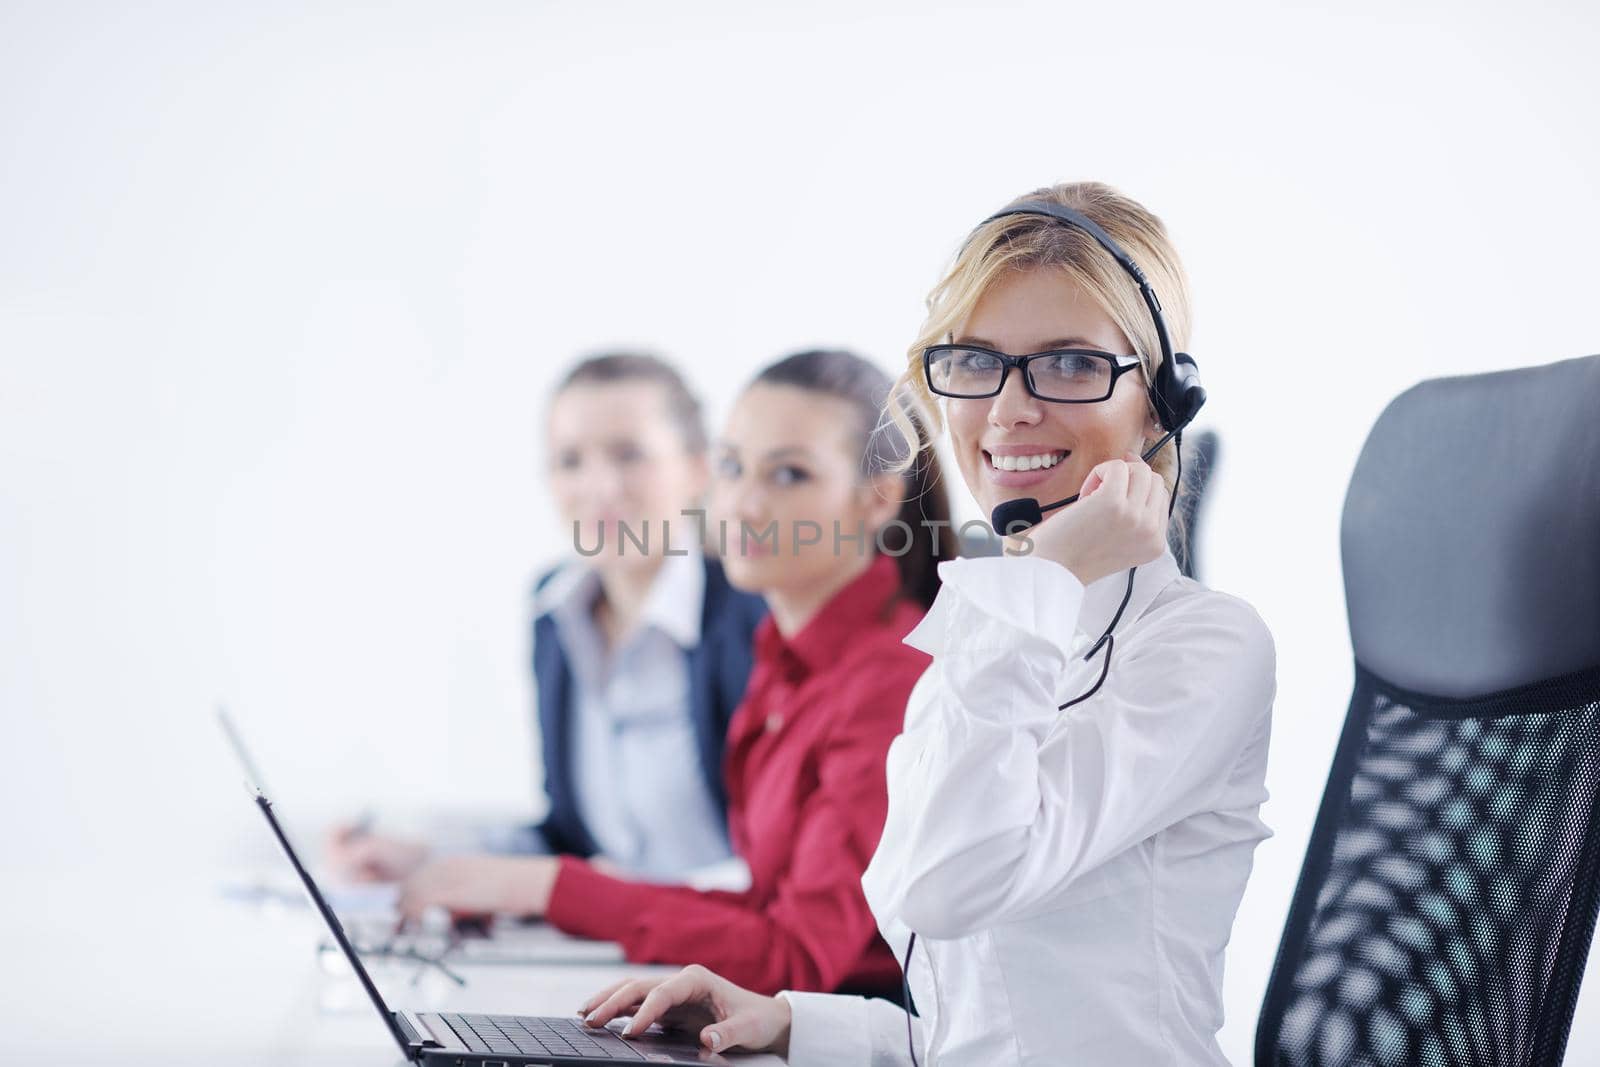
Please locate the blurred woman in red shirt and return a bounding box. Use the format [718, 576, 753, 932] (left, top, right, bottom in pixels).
[398, 349, 955, 996]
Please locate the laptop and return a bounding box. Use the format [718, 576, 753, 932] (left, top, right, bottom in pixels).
[246, 786, 731, 1065]
[218, 707, 627, 967]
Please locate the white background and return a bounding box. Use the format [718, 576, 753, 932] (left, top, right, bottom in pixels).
[2, 1, 1597, 1063]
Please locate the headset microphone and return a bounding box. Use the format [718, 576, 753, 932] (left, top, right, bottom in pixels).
[989, 497, 1047, 537]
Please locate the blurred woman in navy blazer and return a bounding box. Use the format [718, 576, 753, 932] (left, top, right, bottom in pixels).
[328, 352, 766, 884]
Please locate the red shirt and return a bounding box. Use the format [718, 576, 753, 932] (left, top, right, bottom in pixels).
[546, 554, 929, 994]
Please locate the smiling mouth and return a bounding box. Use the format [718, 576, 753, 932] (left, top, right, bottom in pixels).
[984, 450, 1069, 472]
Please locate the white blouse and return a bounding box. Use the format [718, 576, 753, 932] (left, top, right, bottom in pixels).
[781, 549, 1275, 1065]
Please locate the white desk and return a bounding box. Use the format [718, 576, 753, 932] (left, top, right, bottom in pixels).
[15, 866, 1598, 1065]
[2, 871, 786, 1067]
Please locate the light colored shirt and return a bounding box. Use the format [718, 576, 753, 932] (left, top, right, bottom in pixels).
[781, 548, 1275, 1066]
[534, 546, 735, 881]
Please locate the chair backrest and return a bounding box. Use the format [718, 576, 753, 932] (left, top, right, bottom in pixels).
[1171, 428, 1219, 580]
[1256, 354, 1600, 1067]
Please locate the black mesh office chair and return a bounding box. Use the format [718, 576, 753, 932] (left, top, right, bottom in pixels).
[1256, 354, 1600, 1066]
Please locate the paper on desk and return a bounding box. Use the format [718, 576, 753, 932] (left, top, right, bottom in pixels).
[319, 881, 401, 917]
[334, 912, 627, 965]
[219, 874, 400, 919]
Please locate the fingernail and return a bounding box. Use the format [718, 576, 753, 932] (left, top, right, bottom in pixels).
[584, 1012, 598, 1025]
[707, 1031, 723, 1050]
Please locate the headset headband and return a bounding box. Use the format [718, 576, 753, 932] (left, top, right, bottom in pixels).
[977, 200, 1201, 434]
[980, 201, 1175, 374]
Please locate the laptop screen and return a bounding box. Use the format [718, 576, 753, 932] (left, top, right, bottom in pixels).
[251, 790, 414, 1059]
[217, 706, 272, 797]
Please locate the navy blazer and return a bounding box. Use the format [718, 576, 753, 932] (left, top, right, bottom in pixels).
[528, 557, 767, 858]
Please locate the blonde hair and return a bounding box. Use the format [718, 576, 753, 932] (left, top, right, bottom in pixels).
[889, 180, 1194, 512]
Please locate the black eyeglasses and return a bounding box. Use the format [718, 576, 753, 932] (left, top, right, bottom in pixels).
[326, 929, 469, 987]
[923, 344, 1144, 404]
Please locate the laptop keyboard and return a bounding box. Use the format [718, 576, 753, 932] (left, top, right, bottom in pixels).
[439, 1012, 649, 1060]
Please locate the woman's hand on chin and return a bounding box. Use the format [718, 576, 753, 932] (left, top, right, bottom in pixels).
[1024, 451, 1170, 585]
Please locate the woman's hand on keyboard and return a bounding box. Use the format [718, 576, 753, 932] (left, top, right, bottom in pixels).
[578, 964, 791, 1055]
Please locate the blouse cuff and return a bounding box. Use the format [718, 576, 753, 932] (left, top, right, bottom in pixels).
[776, 991, 875, 1066]
[905, 555, 1086, 656]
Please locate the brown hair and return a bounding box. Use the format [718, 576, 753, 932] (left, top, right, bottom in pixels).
[555, 351, 707, 454]
[754, 349, 956, 608]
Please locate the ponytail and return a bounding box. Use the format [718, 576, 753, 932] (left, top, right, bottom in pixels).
[883, 405, 956, 608]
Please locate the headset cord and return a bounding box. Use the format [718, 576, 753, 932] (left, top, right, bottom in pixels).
[899, 435, 1184, 1064]
[1059, 431, 1182, 712]
[901, 933, 919, 1067]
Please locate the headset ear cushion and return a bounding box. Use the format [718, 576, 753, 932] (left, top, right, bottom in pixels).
[1160, 353, 1206, 432]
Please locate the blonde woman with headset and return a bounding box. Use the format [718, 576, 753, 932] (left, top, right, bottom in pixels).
[575, 181, 1276, 1065]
